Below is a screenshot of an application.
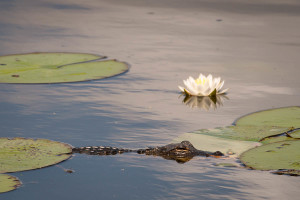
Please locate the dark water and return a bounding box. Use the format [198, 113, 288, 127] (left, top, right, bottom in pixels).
[1, 0, 300, 199]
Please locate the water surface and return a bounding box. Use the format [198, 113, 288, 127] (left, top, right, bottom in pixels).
[0, 0, 300, 199]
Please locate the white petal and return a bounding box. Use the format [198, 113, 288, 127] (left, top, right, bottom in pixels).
[203, 79, 211, 92]
[188, 77, 197, 88]
[196, 84, 206, 93]
[185, 81, 198, 95]
[183, 79, 188, 85]
[216, 80, 224, 91]
[203, 87, 214, 96]
[199, 73, 204, 80]
[207, 74, 212, 81]
[213, 77, 221, 88]
[218, 88, 229, 94]
[189, 90, 199, 96]
[188, 76, 195, 83]
[178, 86, 185, 92]
[207, 74, 213, 89]
[183, 79, 191, 89]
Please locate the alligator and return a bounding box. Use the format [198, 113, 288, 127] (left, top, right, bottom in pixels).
[72, 141, 224, 163]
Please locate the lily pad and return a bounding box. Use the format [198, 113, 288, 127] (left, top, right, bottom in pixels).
[290, 129, 300, 138]
[0, 52, 129, 83]
[240, 140, 300, 170]
[193, 126, 289, 142]
[173, 132, 260, 157]
[192, 107, 300, 142]
[234, 106, 300, 128]
[0, 174, 21, 193]
[259, 129, 300, 144]
[0, 137, 72, 173]
[260, 135, 299, 144]
[232, 107, 300, 142]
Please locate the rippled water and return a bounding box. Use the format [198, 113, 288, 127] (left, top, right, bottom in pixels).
[1, 0, 300, 199]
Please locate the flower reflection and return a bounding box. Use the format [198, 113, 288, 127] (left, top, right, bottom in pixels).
[181, 94, 228, 111]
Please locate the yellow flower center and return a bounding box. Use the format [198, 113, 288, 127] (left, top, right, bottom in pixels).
[195, 78, 206, 85]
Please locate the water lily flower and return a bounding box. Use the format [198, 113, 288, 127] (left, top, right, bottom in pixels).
[178, 74, 229, 96]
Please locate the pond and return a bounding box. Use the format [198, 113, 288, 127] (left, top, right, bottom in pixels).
[1, 0, 300, 199]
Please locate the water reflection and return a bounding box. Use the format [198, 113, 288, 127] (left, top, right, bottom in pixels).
[180, 95, 229, 111]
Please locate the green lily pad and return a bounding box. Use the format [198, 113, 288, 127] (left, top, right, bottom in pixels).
[232, 107, 300, 142]
[240, 140, 300, 170]
[260, 135, 298, 144]
[234, 106, 300, 127]
[192, 107, 300, 143]
[0, 52, 129, 83]
[290, 129, 300, 138]
[0, 174, 21, 193]
[0, 137, 72, 173]
[173, 132, 260, 157]
[259, 129, 300, 144]
[193, 126, 289, 142]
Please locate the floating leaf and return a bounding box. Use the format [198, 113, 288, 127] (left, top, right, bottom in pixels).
[240, 140, 300, 170]
[260, 135, 298, 144]
[193, 126, 289, 142]
[232, 107, 300, 142]
[234, 106, 300, 128]
[290, 129, 300, 139]
[192, 107, 300, 143]
[258, 129, 300, 144]
[0, 52, 129, 83]
[0, 137, 72, 173]
[0, 174, 21, 193]
[173, 132, 260, 157]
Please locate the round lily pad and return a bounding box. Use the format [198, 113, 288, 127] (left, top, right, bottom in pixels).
[234, 106, 300, 128]
[192, 107, 300, 143]
[232, 107, 300, 142]
[290, 129, 300, 139]
[193, 126, 289, 142]
[0, 137, 72, 173]
[0, 174, 21, 193]
[0, 52, 129, 83]
[240, 140, 300, 170]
